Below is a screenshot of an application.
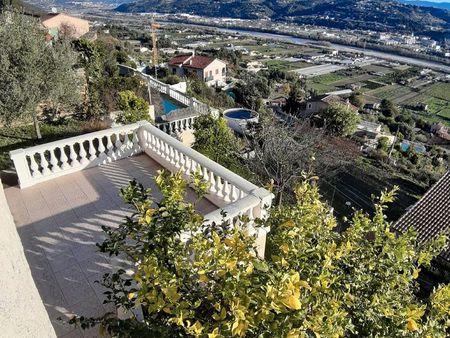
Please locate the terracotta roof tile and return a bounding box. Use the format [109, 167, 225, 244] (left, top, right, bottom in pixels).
[394, 171, 450, 261]
[168, 54, 215, 70]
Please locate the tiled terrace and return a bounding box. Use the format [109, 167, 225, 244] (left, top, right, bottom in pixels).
[4, 155, 217, 338]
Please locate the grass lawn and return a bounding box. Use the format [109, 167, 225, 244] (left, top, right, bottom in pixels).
[0, 120, 105, 171]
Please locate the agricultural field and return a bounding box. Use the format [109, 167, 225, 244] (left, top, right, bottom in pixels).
[263, 59, 310, 71]
[365, 84, 414, 101]
[404, 82, 450, 125]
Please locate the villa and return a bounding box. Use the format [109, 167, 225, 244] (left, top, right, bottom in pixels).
[168, 54, 227, 86]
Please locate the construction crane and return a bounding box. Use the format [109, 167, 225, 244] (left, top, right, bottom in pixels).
[151, 20, 160, 78]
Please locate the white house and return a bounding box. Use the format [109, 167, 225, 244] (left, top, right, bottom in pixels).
[168, 54, 227, 87]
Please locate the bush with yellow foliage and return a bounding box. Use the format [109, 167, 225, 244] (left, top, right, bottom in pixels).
[71, 171, 449, 338]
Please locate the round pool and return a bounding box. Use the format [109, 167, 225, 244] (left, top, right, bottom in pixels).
[224, 109, 255, 119]
[223, 108, 258, 134]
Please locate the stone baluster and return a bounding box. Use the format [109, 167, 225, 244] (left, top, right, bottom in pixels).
[50, 148, 61, 173]
[173, 149, 180, 168]
[29, 154, 41, 178]
[132, 130, 140, 152]
[114, 133, 122, 156]
[155, 135, 162, 156]
[178, 152, 186, 171]
[223, 180, 231, 203]
[230, 185, 239, 202]
[123, 133, 130, 150]
[79, 141, 89, 165]
[208, 169, 217, 194]
[169, 145, 176, 166]
[182, 154, 191, 176]
[88, 139, 97, 161]
[216, 175, 224, 198]
[39, 152, 51, 176]
[69, 143, 80, 167]
[190, 159, 198, 174]
[98, 137, 106, 161]
[106, 136, 114, 160]
[60, 146, 70, 170]
[164, 142, 171, 162]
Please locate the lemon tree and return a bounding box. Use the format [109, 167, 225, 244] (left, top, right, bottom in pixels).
[72, 172, 449, 338]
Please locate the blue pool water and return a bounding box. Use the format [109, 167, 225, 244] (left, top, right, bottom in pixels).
[400, 142, 426, 153]
[162, 99, 181, 114]
[224, 109, 254, 119]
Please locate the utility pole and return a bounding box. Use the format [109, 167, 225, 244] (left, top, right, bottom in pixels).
[151, 19, 160, 80]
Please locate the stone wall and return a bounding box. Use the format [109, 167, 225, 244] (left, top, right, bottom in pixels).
[0, 181, 56, 337]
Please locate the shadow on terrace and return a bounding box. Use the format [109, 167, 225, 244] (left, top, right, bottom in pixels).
[5, 155, 217, 338]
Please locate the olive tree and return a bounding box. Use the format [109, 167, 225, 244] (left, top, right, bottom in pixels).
[72, 171, 449, 338]
[0, 10, 80, 138]
[322, 103, 360, 137]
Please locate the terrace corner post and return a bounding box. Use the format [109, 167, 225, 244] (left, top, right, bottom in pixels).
[9, 148, 32, 189]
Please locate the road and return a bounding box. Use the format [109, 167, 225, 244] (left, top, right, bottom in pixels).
[163, 22, 450, 73]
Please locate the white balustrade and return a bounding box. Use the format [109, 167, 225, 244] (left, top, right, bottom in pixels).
[11, 120, 274, 256]
[119, 65, 209, 115]
[10, 123, 142, 188]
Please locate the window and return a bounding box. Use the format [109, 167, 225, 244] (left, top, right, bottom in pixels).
[172, 68, 176, 75]
[222, 67, 226, 75]
[209, 70, 212, 77]
[215, 69, 219, 75]
[307, 103, 312, 109]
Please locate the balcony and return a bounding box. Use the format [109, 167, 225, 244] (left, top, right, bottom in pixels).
[5, 121, 273, 337]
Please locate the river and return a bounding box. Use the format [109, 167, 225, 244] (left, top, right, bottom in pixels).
[164, 22, 450, 74]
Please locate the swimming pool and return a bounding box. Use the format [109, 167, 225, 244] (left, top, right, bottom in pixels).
[223, 108, 259, 134]
[161, 95, 186, 114]
[224, 109, 255, 119]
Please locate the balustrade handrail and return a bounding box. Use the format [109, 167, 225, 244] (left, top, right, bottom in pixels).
[139, 121, 259, 194]
[10, 122, 142, 156]
[119, 65, 209, 115]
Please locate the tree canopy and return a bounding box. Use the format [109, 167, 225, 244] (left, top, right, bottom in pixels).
[321, 103, 360, 137]
[0, 10, 81, 138]
[72, 171, 449, 338]
[193, 114, 244, 175]
[117, 90, 150, 124]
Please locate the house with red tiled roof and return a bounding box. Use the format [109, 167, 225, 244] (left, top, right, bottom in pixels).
[41, 13, 90, 39]
[168, 54, 227, 86]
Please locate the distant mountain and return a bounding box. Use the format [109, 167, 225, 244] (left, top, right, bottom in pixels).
[116, 0, 450, 39]
[397, 0, 450, 10]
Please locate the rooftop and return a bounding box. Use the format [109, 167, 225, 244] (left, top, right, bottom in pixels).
[168, 54, 216, 70]
[394, 171, 450, 262]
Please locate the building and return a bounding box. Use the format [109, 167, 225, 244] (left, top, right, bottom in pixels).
[41, 13, 89, 39]
[168, 54, 227, 86]
[394, 171, 450, 263]
[431, 122, 449, 136]
[297, 94, 358, 118]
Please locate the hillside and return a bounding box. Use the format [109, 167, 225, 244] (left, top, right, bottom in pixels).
[0, 0, 45, 15]
[116, 0, 450, 39]
[397, 0, 450, 11]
